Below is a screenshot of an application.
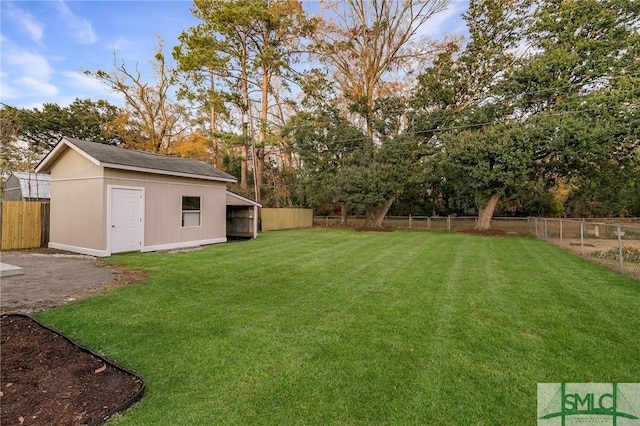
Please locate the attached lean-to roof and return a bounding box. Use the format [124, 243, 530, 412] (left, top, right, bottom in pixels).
[226, 190, 261, 207]
[36, 137, 237, 182]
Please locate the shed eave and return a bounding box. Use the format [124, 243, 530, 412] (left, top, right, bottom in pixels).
[101, 162, 238, 183]
[35, 138, 101, 173]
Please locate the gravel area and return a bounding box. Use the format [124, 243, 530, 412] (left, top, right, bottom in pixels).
[0, 249, 145, 314]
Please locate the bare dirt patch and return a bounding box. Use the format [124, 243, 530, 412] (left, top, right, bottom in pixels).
[457, 228, 527, 236]
[353, 226, 396, 232]
[1, 315, 144, 426]
[1, 249, 146, 314]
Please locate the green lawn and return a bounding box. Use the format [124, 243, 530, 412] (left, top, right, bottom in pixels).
[36, 229, 640, 425]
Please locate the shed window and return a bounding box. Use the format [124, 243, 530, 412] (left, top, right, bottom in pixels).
[182, 196, 201, 227]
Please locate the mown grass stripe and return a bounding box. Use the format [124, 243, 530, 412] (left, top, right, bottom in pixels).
[35, 229, 640, 425]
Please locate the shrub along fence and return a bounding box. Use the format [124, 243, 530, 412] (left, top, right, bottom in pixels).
[0, 201, 50, 250]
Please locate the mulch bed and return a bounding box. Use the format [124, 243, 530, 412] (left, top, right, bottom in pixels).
[1, 315, 144, 426]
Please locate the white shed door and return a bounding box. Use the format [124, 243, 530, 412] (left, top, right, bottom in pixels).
[110, 188, 143, 253]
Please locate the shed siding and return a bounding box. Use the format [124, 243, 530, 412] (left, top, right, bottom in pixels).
[104, 169, 227, 248]
[49, 148, 105, 252]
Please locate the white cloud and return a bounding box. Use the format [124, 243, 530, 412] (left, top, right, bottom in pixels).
[16, 76, 59, 97]
[5, 48, 53, 81]
[4, 1, 45, 43]
[0, 41, 58, 101]
[61, 71, 125, 105]
[0, 80, 21, 100]
[62, 71, 107, 91]
[53, 0, 97, 45]
[109, 36, 132, 52]
[420, 0, 469, 38]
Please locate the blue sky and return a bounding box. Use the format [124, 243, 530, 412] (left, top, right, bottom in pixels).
[0, 0, 468, 110]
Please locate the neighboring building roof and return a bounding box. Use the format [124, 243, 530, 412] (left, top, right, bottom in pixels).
[226, 191, 262, 207]
[36, 137, 237, 183]
[5, 172, 51, 199]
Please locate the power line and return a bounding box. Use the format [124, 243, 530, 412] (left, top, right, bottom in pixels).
[281, 103, 634, 147]
[2, 70, 638, 149]
[270, 73, 640, 142]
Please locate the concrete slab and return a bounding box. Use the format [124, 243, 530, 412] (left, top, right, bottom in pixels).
[0, 262, 24, 278]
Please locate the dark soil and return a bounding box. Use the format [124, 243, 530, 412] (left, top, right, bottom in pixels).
[1, 315, 144, 426]
[353, 226, 396, 232]
[457, 228, 526, 236]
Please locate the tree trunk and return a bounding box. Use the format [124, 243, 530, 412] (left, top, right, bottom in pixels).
[255, 65, 270, 204]
[475, 193, 500, 230]
[339, 202, 347, 226]
[240, 30, 250, 191]
[210, 104, 218, 168]
[253, 147, 263, 203]
[364, 198, 395, 228]
[241, 143, 248, 190]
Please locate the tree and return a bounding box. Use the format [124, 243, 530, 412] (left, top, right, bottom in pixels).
[438, 121, 535, 228]
[413, 0, 640, 228]
[508, 0, 640, 219]
[412, 0, 530, 228]
[0, 106, 28, 184]
[1, 99, 123, 150]
[85, 39, 188, 153]
[174, 0, 312, 202]
[287, 94, 425, 227]
[285, 105, 364, 222]
[300, 0, 449, 226]
[313, 0, 449, 137]
[173, 23, 231, 167]
[0, 99, 124, 177]
[168, 130, 212, 162]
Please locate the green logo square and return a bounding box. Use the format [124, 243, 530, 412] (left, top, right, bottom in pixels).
[538, 383, 640, 425]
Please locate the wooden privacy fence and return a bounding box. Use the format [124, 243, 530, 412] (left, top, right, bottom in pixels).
[0, 201, 50, 250]
[261, 208, 313, 231]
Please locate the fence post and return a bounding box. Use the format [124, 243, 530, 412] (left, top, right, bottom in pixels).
[544, 219, 548, 240]
[535, 217, 539, 237]
[409, 214, 412, 230]
[447, 215, 451, 231]
[559, 218, 563, 247]
[580, 221, 584, 256]
[428, 217, 431, 230]
[325, 216, 328, 227]
[617, 226, 624, 272]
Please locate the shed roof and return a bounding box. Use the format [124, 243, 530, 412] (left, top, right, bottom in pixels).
[226, 191, 261, 207]
[36, 137, 237, 182]
[5, 172, 51, 199]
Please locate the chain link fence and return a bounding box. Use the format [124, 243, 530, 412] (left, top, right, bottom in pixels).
[313, 215, 640, 282]
[527, 217, 640, 281]
[313, 215, 530, 232]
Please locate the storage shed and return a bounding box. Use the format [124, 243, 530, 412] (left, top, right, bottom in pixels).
[3, 172, 51, 201]
[35, 137, 249, 256]
[226, 191, 261, 239]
